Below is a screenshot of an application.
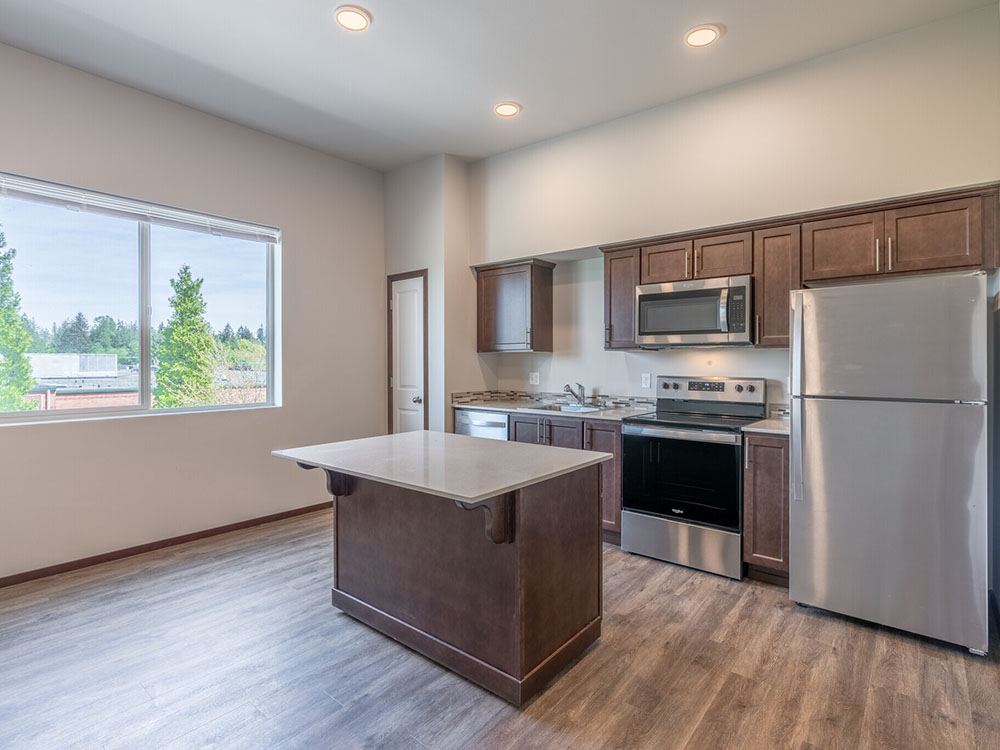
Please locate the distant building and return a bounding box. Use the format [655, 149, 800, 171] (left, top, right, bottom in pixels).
[25, 353, 139, 410]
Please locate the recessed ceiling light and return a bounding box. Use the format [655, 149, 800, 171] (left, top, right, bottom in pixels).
[335, 5, 371, 31]
[685, 25, 721, 48]
[494, 102, 520, 118]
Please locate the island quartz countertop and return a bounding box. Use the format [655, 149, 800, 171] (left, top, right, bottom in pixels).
[273, 430, 611, 505]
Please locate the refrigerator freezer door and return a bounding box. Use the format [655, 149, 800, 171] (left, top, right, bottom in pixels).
[793, 272, 987, 402]
[790, 397, 989, 652]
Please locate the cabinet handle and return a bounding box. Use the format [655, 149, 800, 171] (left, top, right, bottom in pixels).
[545, 421, 551, 445]
[605, 325, 611, 347]
[888, 237, 894, 271]
[685, 251, 690, 278]
[526, 327, 531, 346]
[585, 424, 592, 450]
[875, 238, 880, 272]
[537, 420, 542, 443]
[755, 314, 760, 345]
[694, 248, 700, 277]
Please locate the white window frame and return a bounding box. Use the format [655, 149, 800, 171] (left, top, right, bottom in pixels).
[0, 171, 280, 425]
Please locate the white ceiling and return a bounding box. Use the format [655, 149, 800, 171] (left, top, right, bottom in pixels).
[0, 0, 989, 171]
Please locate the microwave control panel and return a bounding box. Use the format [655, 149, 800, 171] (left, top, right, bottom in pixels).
[727, 287, 747, 332]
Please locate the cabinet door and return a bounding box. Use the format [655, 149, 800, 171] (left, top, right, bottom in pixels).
[545, 417, 584, 448]
[752, 225, 801, 348]
[604, 248, 639, 350]
[694, 231, 753, 279]
[509, 415, 542, 444]
[742, 434, 789, 574]
[802, 212, 884, 281]
[640, 240, 692, 284]
[585, 420, 622, 541]
[885, 197, 983, 273]
[477, 265, 530, 352]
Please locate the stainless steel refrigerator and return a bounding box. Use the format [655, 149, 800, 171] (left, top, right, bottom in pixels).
[790, 270, 993, 654]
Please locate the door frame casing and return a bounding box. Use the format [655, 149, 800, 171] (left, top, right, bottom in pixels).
[387, 269, 429, 433]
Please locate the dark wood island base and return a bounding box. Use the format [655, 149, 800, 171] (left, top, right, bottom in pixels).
[307, 464, 602, 706]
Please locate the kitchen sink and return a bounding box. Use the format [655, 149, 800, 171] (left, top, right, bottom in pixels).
[516, 404, 600, 413]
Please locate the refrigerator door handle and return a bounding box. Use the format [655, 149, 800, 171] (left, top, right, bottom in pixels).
[790, 398, 804, 502]
[790, 292, 804, 397]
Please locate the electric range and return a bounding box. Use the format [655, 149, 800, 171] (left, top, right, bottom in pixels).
[620, 375, 766, 579]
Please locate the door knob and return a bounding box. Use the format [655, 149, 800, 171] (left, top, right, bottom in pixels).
[412, 396, 423, 404]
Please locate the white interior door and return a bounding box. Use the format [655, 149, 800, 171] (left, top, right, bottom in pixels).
[391, 275, 425, 433]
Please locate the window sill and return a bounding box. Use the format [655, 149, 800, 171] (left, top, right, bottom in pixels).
[0, 402, 280, 428]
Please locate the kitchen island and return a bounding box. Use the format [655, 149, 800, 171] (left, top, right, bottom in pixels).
[273, 430, 611, 706]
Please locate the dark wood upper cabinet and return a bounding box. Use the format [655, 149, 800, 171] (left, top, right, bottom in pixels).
[753, 225, 801, 348]
[743, 434, 790, 576]
[477, 260, 554, 352]
[584, 420, 622, 542]
[802, 212, 884, 281]
[604, 248, 639, 350]
[639, 240, 691, 284]
[885, 197, 983, 273]
[693, 231, 753, 279]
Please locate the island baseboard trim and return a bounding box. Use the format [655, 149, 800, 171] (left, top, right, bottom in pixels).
[331, 587, 524, 703]
[0, 501, 334, 589]
[330, 587, 602, 706]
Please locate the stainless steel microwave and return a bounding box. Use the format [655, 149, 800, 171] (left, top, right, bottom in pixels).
[634, 275, 752, 347]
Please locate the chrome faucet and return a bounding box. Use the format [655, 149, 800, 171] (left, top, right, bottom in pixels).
[564, 382, 586, 406]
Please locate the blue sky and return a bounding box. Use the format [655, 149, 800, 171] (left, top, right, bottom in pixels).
[0, 196, 267, 332]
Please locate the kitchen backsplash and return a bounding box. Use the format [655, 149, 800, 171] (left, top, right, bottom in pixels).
[451, 390, 657, 409]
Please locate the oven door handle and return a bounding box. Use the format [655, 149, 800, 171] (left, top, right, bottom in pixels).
[622, 424, 741, 445]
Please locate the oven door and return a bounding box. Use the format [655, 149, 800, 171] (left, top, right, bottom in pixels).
[635, 275, 750, 346]
[622, 425, 742, 531]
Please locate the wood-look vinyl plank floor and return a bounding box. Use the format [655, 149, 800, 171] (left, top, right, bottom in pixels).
[1, 509, 998, 750]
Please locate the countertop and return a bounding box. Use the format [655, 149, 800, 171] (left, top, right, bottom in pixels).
[453, 401, 652, 422]
[273, 430, 612, 505]
[742, 418, 790, 436]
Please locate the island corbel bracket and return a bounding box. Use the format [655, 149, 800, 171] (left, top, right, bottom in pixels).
[295, 462, 355, 497]
[455, 493, 514, 544]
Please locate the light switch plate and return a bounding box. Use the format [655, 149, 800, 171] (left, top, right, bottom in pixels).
[641, 373, 651, 389]
[529, 372, 540, 385]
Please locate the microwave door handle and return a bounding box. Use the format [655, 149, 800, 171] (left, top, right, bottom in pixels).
[718, 287, 729, 333]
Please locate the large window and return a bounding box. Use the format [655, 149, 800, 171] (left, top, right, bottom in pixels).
[0, 172, 278, 421]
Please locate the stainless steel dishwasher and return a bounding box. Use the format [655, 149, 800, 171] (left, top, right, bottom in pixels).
[454, 409, 509, 440]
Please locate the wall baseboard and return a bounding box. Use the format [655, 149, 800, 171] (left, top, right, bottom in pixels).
[0, 501, 334, 589]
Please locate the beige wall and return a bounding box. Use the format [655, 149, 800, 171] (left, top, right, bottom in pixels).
[469, 6, 1000, 265]
[0, 43, 385, 578]
[385, 155, 491, 432]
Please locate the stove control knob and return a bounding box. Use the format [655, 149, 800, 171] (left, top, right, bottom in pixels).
[672, 382, 680, 390]
[746, 384, 756, 393]
[734, 384, 744, 393]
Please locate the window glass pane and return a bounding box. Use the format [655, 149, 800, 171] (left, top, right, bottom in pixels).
[150, 225, 268, 409]
[0, 196, 139, 414]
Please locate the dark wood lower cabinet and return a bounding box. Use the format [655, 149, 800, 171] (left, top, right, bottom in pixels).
[507, 414, 623, 545]
[509, 415, 543, 444]
[742, 434, 790, 583]
[584, 420, 622, 544]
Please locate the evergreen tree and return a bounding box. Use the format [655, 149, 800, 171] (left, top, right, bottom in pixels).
[56, 312, 90, 353]
[153, 265, 215, 407]
[21, 315, 53, 352]
[218, 323, 234, 346]
[90, 315, 118, 353]
[256, 325, 265, 345]
[0, 234, 36, 411]
[236, 325, 253, 341]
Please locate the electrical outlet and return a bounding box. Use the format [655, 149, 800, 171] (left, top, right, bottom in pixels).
[641, 373, 651, 389]
[529, 372, 540, 386]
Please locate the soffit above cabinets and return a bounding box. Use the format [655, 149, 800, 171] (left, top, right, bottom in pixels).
[0, 0, 990, 170]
